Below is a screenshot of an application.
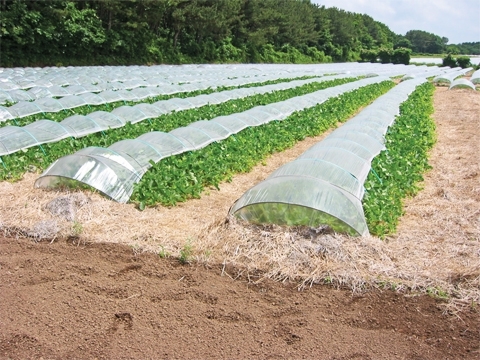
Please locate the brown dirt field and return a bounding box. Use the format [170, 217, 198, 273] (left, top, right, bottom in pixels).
[1, 85, 479, 359]
[1, 237, 478, 360]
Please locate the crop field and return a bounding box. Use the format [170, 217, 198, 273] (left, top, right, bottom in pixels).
[0, 63, 479, 359]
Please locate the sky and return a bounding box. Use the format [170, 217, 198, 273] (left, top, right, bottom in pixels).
[312, 0, 480, 44]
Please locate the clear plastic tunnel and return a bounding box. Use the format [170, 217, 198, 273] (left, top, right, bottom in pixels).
[448, 78, 476, 90]
[35, 76, 392, 203]
[1, 76, 335, 155]
[471, 69, 480, 85]
[229, 77, 428, 236]
[230, 176, 368, 236]
[35, 148, 143, 203]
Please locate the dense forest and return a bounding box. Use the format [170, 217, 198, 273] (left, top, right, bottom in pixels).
[0, 0, 478, 67]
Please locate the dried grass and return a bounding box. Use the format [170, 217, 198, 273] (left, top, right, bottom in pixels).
[0, 87, 479, 311]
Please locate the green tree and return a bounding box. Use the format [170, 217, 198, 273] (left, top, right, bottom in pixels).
[391, 47, 411, 65]
[405, 30, 446, 54]
[455, 56, 471, 69]
[58, 2, 106, 58]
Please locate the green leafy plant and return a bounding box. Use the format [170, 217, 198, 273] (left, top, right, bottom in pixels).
[131, 80, 394, 207]
[179, 241, 194, 264]
[426, 286, 449, 300]
[363, 82, 436, 237]
[72, 220, 83, 236]
[0, 77, 357, 181]
[442, 54, 457, 67]
[0, 75, 318, 129]
[455, 56, 471, 69]
[158, 246, 171, 259]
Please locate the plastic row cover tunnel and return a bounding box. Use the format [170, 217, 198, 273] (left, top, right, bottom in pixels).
[433, 68, 473, 84]
[0, 64, 331, 91]
[471, 69, 480, 85]
[400, 66, 464, 82]
[0, 62, 375, 104]
[0, 62, 415, 92]
[2, 64, 449, 156]
[0, 65, 346, 104]
[0, 76, 348, 156]
[0, 70, 299, 103]
[34, 76, 391, 203]
[229, 77, 429, 236]
[0, 72, 339, 121]
[448, 78, 476, 90]
[0, 62, 448, 103]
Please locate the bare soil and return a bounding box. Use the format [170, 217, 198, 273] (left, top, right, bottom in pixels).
[1, 237, 478, 360]
[1, 86, 479, 359]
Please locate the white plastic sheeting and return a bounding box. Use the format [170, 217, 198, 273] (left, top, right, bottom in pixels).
[35, 76, 392, 203]
[471, 69, 480, 85]
[229, 77, 429, 236]
[0, 62, 454, 107]
[1, 64, 334, 102]
[433, 67, 473, 84]
[3, 78, 331, 118]
[0, 75, 351, 156]
[448, 78, 476, 90]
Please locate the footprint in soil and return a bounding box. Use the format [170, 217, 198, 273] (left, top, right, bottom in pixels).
[109, 312, 133, 333]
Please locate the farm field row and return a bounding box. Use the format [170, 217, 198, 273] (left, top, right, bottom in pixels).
[35, 77, 393, 203]
[230, 79, 434, 237]
[0, 74, 442, 239]
[0, 77, 474, 306]
[0, 76, 356, 181]
[130, 80, 394, 207]
[0, 74, 321, 122]
[0, 63, 478, 311]
[0, 63, 478, 360]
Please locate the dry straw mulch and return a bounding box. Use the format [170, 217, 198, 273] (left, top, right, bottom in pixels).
[1, 86, 479, 310]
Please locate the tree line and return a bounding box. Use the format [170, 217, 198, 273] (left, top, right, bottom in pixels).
[0, 0, 477, 67]
[403, 30, 479, 55]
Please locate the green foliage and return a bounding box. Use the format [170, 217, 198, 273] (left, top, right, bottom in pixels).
[257, 44, 331, 64]
[363, 82, 436, 237]
[446, 44, 460, 55]
[4, 0, 473, 66]
[442, 54, 471, 68]
[363, 47, 410, 65]
[72, 220, 83, 236]
[237, 203, 359, 236]
[178, 241, 193, 264]
[455, 42, 480, 55]
[394, 37, 412, 50]
[359, 49, 378, 63]
[0, 77, 357, 181]
[405, 30, 447, 54]
[131, 80, 394, 207]
[391, 48, 411, 65]
[455, 56, 471, 69]
[377, 48, 393, 64]
[442, 54, 457, 67]
[426, 287, 449, 300]
[0, 0, 402, 66]
[158, 246, 171, 259]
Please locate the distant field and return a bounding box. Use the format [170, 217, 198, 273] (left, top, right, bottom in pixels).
[411, 56, 480, 65]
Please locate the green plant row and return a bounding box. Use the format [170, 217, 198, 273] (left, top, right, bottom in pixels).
[131, 80, 395, 207]
[0, 77, 358, 181]
[1, 75, 318, 128]
[362, 82, 436, 237]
